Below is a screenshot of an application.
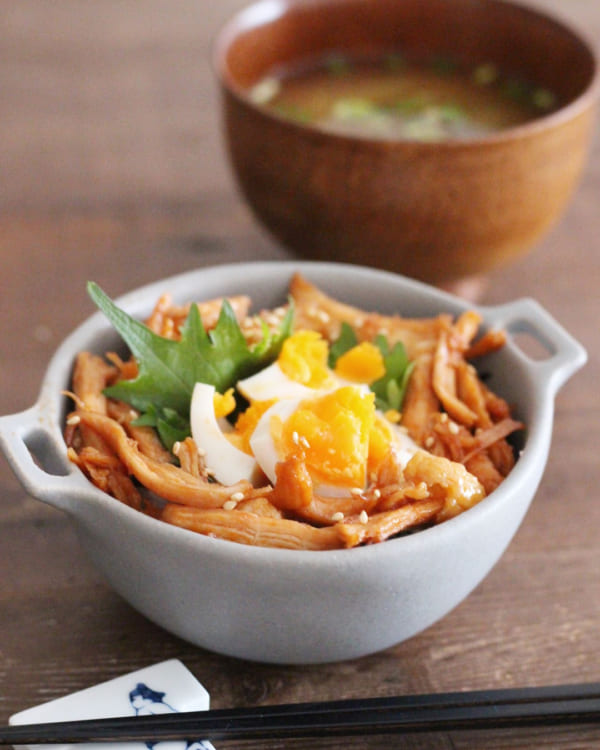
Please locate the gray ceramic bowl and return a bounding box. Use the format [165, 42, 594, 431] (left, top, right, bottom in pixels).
[0, 262, 586, 663]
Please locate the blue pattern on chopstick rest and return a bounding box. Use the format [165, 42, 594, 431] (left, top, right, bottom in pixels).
[128, 681, 213, 750]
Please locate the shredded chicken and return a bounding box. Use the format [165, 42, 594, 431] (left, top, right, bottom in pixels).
[65, 274, 523, 549]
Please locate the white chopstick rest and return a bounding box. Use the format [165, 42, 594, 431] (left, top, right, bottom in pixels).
[8, 659, 215, 750]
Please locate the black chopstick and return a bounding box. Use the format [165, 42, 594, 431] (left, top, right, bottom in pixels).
[2, 681, 600, 744]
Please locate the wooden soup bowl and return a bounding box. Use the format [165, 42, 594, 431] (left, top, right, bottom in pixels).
[214, 0, 599, 284]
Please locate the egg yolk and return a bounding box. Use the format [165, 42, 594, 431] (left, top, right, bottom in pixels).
[367, 413, 395, 476]
[278, 330, 335, 389]
[229, 399, 276, 454]
[275, 386, 376, 490]
[213, 388, 236, 418]
[334, 341, 385, 384]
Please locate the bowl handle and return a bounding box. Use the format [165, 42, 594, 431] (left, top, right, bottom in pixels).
[484, 298, 588, 396]
[0, 403, 91, 512]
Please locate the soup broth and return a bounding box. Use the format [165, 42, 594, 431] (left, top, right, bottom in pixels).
[250, 54, 558, 141]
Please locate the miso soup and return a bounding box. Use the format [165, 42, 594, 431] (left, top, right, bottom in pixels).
[250, 54, 558, 141]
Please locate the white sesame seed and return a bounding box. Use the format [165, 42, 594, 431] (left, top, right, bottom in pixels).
[231, 491, 245, 502]
[331, 512, 344, 522]
[448, 421, 459, 434]
[223, 500, 238, 511]
[359, 510, 369, 524]
[425, 436, 435, 449]
[66, 414, 80, 426]
[317, 310, 330, 323]
[172, 441, 181, 455]
[372, 489, 381, 499]
[351, 487, 363, 497]
[299, 436, 310, 449]
[292, 431, 300, 445]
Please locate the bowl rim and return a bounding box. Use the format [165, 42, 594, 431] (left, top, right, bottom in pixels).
[30, 260, 559, 567]
[212, 0, 600, 148]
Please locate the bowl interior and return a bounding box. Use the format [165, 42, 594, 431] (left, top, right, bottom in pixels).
[216, 0, 597, 115]
[51, 261, 539, 554]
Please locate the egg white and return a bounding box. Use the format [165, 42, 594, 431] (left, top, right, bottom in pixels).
[237, 359, 366, 404]
[190, 382, 259, 486]
[385, 422, 421, 468]
[249, 398, 300, 487]
[236, 362, 317, 402]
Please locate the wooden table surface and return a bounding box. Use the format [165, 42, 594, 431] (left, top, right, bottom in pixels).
[1, 1, 599, 747]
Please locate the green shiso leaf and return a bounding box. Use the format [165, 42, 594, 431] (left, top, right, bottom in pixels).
[86, 282, 293, 448]
[370, 337, 414, 412]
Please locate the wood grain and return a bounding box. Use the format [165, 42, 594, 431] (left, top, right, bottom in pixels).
[1, 1, 599, 747]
